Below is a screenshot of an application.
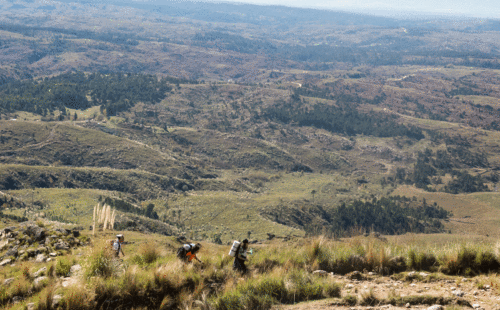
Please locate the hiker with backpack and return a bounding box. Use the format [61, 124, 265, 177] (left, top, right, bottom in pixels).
[112, 234, 125, 258]
[230, 239, 249, 274]
[177, 242, 203, 263]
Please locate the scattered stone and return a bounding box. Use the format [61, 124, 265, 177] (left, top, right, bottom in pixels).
[35, 254, 47, 263]
[52, 295, 62, 307]
[427, 305, 443, 310]
[472, 304, 481, 309]
[34, 267, 47, 277]
[47, 258, 52, 262]
[62, 277, 78, 287]
[12, 296, 23, 303]
[33, 276, 48, 288]
[452, 290, 465, 297]
[0, 259, 12, 266]
[346, 270, 365, 280]
[312, 270, 328, 276]
[27, 302, 35, 310]
[473, 291, 479, 296]
[419, 272, 429, 277]
[406, 303, 411, 308]
[49, 252, 58, 257]
[368, 272, 376, 276]
[3, 278, 14, 285]
[407, 271, 416, 277]
[484, 285, 491, 289]
[462, 278, 468, 282]
[54, 241, 70, 250]
[410, 283, 417, 287]
[346, 284, 355, 289]
[69, 264, 82, 276]
[5, 246, 18, 257]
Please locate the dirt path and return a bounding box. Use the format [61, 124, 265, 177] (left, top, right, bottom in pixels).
[274, 272, 500, 310]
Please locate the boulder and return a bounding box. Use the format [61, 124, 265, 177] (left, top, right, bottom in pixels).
[52, 295, 62, 307]
[69, 264, 82, 276]
[33, 276, 48, 288]
[312, 270, 329, 276]
[346, 270, 365, 280]
[5, 246, 18, 257]
[35, 254, 47, 263]
[54, 241, 70, 250]
[3, 278, 14, 285]
[34, 267, 47, 277]
[0, 258, 12, 266]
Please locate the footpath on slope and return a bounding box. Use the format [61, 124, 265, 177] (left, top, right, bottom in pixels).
[274, 271, 500, 310]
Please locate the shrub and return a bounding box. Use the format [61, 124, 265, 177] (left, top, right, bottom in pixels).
[35, 285, 55, 310]
[359, 288, 379, 306]
[475, 251, 500, 273]
[343, 294, 358, 306]
[62, 286, 91, 310]
[139, 242, 161, 265]
[56, 258, 72, 277]
[323, 280, 341, 298]
[85, 241, 115, 278]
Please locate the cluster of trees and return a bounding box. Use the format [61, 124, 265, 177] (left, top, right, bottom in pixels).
[0, 72, 174, 116]
[330, 198, 448, 236]
[263, 94, 424, 139]
[304, 196, 449, 237]
[388, 147, 489, 193]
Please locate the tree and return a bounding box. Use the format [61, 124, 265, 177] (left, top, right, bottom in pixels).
[73, 112, 78, 121]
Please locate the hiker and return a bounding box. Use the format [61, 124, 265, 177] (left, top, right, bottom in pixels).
[177, 242, 203, 263]
[232, 239, 249, 274]
[112, 234, 125, 258]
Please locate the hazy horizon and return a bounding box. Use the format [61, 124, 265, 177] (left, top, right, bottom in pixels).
[197, 0, 500, 19]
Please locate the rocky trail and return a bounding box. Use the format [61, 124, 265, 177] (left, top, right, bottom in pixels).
[276, 271, 500, 310]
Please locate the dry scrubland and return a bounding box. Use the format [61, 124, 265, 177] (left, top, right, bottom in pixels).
[1, 225, 500, 310]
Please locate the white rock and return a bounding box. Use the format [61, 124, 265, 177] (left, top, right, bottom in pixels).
[473, 291, 478, 296]
[410, 283, 417, 287]
[33, 267, 47, 277]
[408, 271, 416, 277]
[427, 305, 443, 310]
[52, 295, 62, 307]
[3, 278, 14, 286]
[461, 278, 468, 282]
[49, 253, 58, 257]
[0, 259, 12, 266]
[346, 284, 354, 288]
[405, 303, 411, 308]
[484, 285, 490, 289]
[27, 302, 35, 310]
[419, 272, 429, 277]
[452, 290, 464, 297]
[33, 276, 48, 288]
[69, 264, 82, 276]
[35, 254, 46, 263]
[472, 304, 481, 309]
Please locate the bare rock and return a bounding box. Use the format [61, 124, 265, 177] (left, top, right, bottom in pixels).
[54, 241, 70, 250]
[52, 294, 62, 307]
[27, 302, 35, 310]
[452, 290, 465, 297]
[0, 259, 12, 266]
[472, 304, 481, 309]
[34, 267, 47, 277]
[33, 276, 48, 288]
[427, 305, 443, 310]
[312, 270, 328, 276]
[346, 270, 365, 280]
[3, 278, 14, 286]
[35, 254, 47, 263]
[69, 264, 82, 276]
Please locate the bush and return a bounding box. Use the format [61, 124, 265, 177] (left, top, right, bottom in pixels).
[343, 294, 358, 306]
[56, 258, 72, 277]
[62, 286, 91, 310]
[85, 241, 115, 278]
[323, 280, 341, 298]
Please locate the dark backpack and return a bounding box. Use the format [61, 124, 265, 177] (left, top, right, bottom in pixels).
[177, 244, 193, 260]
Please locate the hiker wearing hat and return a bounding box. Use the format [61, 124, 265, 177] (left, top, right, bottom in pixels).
[233, 239, 249, 274]
[177, 243, 203, 263]
[113, 234, 125, 258]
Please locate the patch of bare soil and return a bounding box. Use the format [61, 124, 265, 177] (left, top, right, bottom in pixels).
[275, 272, 500, 310]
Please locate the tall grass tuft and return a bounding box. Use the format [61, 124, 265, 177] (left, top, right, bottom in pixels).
[84, 241, 115, 278]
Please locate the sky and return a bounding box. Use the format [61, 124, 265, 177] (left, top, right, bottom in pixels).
[208, 0, 500, 18]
